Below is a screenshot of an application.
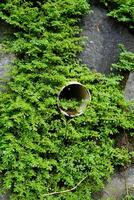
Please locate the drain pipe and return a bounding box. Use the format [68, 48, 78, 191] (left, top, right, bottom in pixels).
[57, 81, 91, 117]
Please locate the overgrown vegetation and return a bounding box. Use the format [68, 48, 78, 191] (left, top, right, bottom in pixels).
[122, 194, 134, 200]
[0, 0, 134, 200]
[59, 98, 82, 113]
[112, 45, 134, 72]
[100, 0, 134, 29]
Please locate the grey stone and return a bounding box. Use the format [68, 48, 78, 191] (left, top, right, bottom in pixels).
[125, 72, 134, 101]
[101, 167, 134, 200]
[0, 21, 15, 90]
[80, 6, 134, 74]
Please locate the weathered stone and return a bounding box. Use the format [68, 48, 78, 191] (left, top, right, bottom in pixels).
[125, 72, 134, 101]
[0, 21, 15, 91]
[80, 5, 134, 74]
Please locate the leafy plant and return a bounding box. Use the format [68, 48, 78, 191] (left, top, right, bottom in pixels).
[0, 0, 133, 200]
[100, 0, 134, 29]
[59, 98, 83, 112]
[112, 45, 134, 72]
[122, 194, 134, 200]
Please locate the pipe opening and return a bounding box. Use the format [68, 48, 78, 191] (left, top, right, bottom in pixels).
[58, 82, 91, 117]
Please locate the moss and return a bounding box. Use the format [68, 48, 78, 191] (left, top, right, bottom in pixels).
[0, 0, 133, 199]
[100, 0, 134, 29]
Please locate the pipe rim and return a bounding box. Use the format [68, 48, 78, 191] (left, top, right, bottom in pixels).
[57, 81, 91, 117]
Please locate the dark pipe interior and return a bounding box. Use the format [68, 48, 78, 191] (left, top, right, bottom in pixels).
[59, 84, 88, 101]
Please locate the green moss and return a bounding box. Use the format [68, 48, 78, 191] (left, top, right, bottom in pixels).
[122, 194, 134, 200]
[0, 0, 134, 200]
[59, 98, 82, 112]
[112, 45, 134, 72]
[100, 0, 134, 29]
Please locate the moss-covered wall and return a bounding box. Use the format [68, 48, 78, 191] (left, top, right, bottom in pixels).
[0, 1, 133, 199]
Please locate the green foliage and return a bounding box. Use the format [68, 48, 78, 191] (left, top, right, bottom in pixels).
[112, 45, 134, 72]
[0, 0, 134, 200]
[100, 0, 134, 29]
[122, 194, 134, 200]
[59, 98, 82, 112]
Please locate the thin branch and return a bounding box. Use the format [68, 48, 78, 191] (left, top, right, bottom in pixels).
[44, 175, 88, 196]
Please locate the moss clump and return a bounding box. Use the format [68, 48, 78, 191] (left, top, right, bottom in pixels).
[112, 45, 134, 72]
[60, 98, 82, 111]
[100, 0, 134, 29]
